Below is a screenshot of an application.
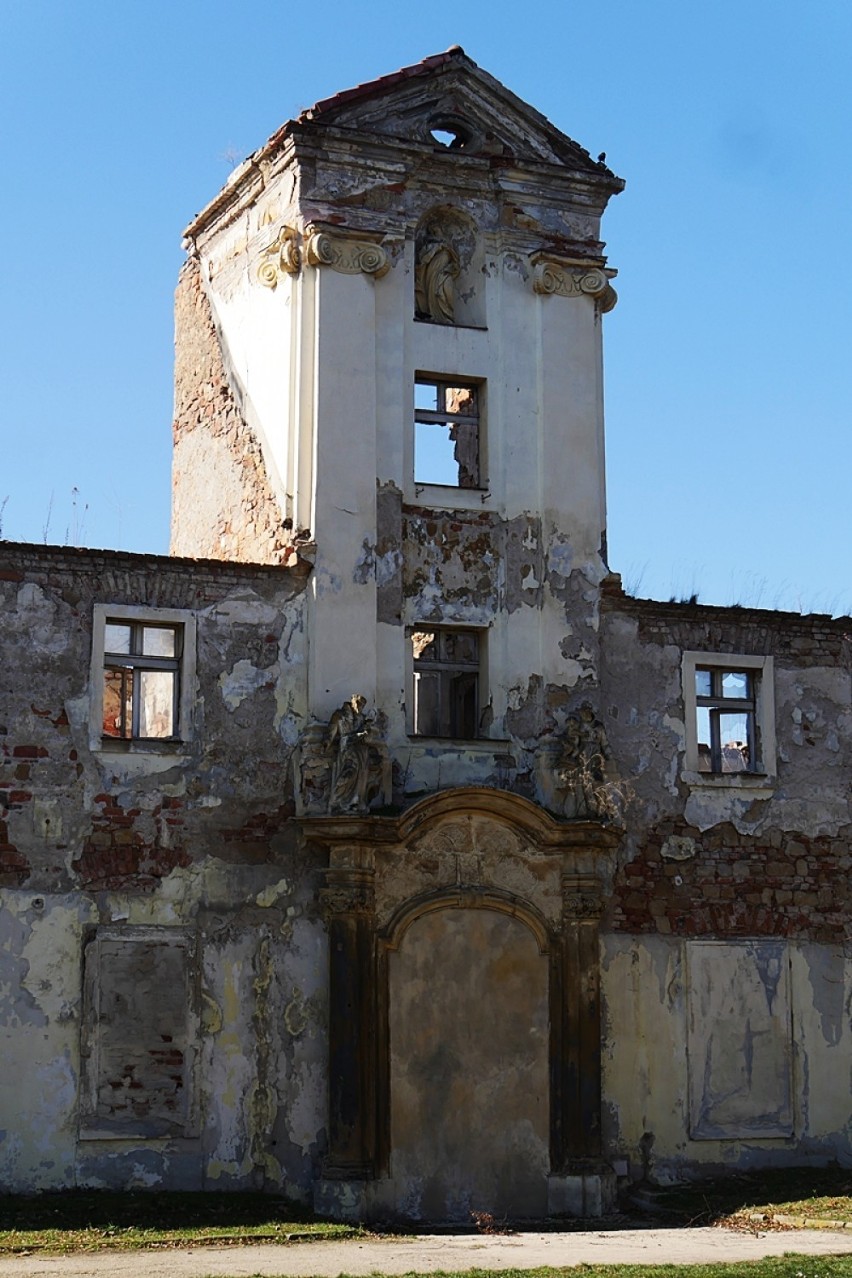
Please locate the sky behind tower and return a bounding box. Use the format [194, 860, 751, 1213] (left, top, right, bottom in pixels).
[1, 0, 849, 614]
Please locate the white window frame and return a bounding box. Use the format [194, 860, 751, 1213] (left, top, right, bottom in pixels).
[90, 604, 196, 752]
[682, 651, 776, 783]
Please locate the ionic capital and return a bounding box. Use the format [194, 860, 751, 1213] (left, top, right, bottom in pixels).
[256, 225, 300, 288]
[532, 259, 618, 312]
[562, 874, 604, 922]
[305, 229, 389, 279]
[320, 868, 376, 921]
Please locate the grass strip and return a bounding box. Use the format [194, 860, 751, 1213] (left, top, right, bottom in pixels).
[0, 1190, 364, 1255]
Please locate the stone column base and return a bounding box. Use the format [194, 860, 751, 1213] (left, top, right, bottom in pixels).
[313, 1177, 394, 1222]
[547, 1167, 617, 1217]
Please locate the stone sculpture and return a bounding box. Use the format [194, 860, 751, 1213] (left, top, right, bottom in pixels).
[415, 240, 460, 323]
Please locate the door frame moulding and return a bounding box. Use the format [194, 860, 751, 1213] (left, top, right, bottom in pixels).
[301, 786, 619, 1216]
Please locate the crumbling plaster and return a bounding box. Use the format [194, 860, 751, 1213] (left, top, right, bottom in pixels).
[3, 49, 851, 1209]
[601, 936, 852, 1180]
[0, 545, 329, 1194]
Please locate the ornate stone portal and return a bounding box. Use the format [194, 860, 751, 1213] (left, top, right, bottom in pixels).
[303, 788, 618, 1221]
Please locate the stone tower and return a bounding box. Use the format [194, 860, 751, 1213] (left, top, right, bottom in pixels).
[172, 48, 626, 1218]
[173, 46, 622, 746]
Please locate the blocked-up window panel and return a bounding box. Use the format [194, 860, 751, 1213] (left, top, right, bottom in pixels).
[687, 940, 793, 1140]
[80, 928, 197, 1138]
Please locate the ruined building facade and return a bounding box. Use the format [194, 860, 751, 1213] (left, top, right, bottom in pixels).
[1, 50, 850, 1219]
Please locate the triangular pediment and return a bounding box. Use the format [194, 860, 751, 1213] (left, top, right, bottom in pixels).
[298, 47, 620, 182]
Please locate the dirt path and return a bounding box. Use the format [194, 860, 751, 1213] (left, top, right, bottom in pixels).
[2, 1225, 852, 1277]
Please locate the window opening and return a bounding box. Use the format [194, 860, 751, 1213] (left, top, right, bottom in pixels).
[695, 666, 756, 773]
[103, 621, 182, 741]
[411, 627, 480, 738]
[414, 378, 480, 488]
[429, 122, 471, 149]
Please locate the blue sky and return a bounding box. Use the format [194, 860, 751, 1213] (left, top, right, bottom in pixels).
[1, 1, 850, 614]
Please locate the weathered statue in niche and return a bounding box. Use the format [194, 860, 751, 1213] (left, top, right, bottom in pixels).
[414, 207, 478, 326]
[415, 239, 461, 324]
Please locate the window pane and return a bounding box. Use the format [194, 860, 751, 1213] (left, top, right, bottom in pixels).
[415, 381, 438, 411]
[142, 626, 176, 657]
[415, 420, 459, 485]
[720, 712, 750, 772]
[104, 624, 132, 655]
[722, 670, 750, 699]
[449, 671, 477, 738]
[139, 671, 175, 738]
[413, 670, 441, 736]
[103, 667, 132, 738]
[411, 629, 437, 662]
[695, 669, 712, 697]
[696, 705, 712, 771]
[441, 630, 478, 665]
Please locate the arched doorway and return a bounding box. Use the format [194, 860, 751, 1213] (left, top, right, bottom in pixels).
[304, 788, 618, 1221]
[389, 904, 549, 1220]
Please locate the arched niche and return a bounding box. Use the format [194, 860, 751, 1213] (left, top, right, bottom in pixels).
[414, 206, 485, 328]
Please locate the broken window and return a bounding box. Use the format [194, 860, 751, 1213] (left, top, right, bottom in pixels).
[102, 621, 181, 740]
[682, 653, 775, 778]
[414, 378, 481, 488]
[411, 627, 480, 738]
[90, 605, 196, 750]
[694, 667, 756, 773]
[80, 927, 197, 1138]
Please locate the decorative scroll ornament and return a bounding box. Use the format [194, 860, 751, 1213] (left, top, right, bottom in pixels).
[319, 874, 375, 920]
[532, 261, 618, 312]
[563, 891, 604, 920]
[305, 230, 389, 279]
[562, 875, 604, 922]
[256, 225, 300, 288]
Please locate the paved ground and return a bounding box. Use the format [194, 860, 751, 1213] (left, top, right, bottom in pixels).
[2, 1225, 852, 1277]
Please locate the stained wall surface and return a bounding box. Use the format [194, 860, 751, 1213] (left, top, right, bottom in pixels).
[0, 543, 327, 1195]
[389, 909, 549, 1220]
[2, 49, 851, 1212]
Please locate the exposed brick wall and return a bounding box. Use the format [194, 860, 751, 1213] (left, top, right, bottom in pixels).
[171, 257, 290, 565]
[72, 795, 191, 891]
[0, 543, 309, 893]
[601, 583, 851, 663]
[611, 819, 851, 942]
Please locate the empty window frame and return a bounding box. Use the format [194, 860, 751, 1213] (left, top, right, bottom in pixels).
[411, 626, 481, 738]
[682, 652, 775, 778]
[414, 377, 481, 488]
[90, 604, 196, 750]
